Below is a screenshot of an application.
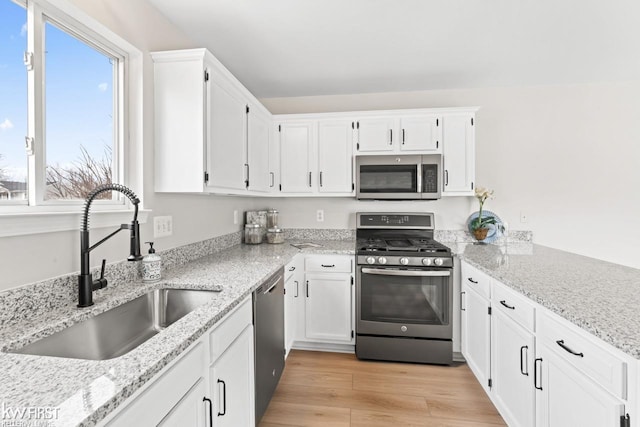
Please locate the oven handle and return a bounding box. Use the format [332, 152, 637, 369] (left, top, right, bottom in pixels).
[361, 268, 451, 277]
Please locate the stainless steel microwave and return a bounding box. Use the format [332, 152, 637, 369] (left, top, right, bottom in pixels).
[355, 154, 442, 200]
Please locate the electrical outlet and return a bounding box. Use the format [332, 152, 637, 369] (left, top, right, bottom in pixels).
[233, 210, 238, 225]
[154, 216, 173, 238]
[520, 212, 528, 223]
[316, 209, 324, 222]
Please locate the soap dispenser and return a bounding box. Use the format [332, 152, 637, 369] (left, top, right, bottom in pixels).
[142, 242, 162, 283]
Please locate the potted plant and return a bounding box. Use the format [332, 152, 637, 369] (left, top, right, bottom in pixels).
[470, 186, 496, 241]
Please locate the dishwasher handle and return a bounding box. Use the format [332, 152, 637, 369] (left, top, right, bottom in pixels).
[263, 275, 282, 294]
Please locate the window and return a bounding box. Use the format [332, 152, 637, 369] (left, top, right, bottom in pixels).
[0, 0, 28, 202]
[0, 0, 127, 208]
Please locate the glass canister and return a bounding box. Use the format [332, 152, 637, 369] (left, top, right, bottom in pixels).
[266, 209, 279, 229]
[244, 223, 263, 244]
[266, 227, 284, 244]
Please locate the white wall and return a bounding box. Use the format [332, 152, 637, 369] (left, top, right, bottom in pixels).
[262, 81, 640, 269]
[0, 0, 260, 289]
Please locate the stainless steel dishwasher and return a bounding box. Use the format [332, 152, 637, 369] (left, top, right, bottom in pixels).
[253, 268, 285, 424]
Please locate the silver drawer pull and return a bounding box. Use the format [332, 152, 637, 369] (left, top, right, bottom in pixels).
[556, 340, 584, 357]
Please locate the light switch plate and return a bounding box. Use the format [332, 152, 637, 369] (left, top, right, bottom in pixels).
[154, 216, 173, 238]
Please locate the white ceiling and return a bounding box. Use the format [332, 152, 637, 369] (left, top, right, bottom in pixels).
[148, 0, 640, 98]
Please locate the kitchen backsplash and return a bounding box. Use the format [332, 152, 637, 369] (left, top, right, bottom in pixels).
[0, 228, 531, 330]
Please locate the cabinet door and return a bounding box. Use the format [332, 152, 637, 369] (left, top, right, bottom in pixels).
[399, 115, 441, 152]
[279, 122, 315, 193]
[305, 274, 353, 343]
[210, 326, 255, 427]
[207, 73, 247, 191]
[247, 108, 271, 193]
[317, 120, 354, 193]
[356, 118, 396, 152]
[158, 379, 207, 427]
[284, 275, 300, 357]
[491, 309, 535, 427]
[461, 284, 491, 393]
[536, 344, 625, 427]
[442, 114, 475, 196]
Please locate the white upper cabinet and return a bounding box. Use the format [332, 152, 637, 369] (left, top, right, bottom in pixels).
[247, 106, 272, 193]
[152, 48, 273, 195]
[152, 50, 208, 193]
[399, 115, 442, 152]
[206, 69, 247, 192]
[279, 121, 316, 193]
[355, 117, 397, 152]
[277, 118, 354, 196]
[442, 113, 475, 196]
[317, 119, 354, 193]
[355, 114, 443, 153]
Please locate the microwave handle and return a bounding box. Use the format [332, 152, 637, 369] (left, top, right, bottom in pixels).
[361, 268, 451, 277]
[417, 164, 422, 193]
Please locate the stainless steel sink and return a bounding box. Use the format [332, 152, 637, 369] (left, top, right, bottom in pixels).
[9, 288, 220, 360]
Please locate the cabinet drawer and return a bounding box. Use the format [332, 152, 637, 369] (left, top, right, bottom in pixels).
[538, 310, 626, 399]
[492, 281, 535, 332]
[305, 255, 352, 273]
[284, 258, 299, 282]
[107, 342, 205, 426]
[461, 261, 491, 300]
[210, 297, 252, 363]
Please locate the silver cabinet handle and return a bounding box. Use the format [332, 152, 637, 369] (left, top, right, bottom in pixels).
[362, 268, 450, 277]
[445, 170, 449, 186]
[389, 129, 393, 144]
[460, 291, 466, 311]
[520, 345, 529, 376]
[308, 172, 312, 187]
[319, 171, 323, 187]
[270, 172, 275, 188]
[294, 280, 299, 297]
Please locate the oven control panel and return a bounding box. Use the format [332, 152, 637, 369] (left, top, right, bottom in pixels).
[358, 255, 452, 268]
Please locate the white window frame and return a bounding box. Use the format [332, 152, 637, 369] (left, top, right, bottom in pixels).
[0, 0, 147, 236]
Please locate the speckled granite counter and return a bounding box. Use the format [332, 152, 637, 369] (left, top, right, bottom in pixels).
[457, 242, 640, 359]
[0, 239, 354, 427]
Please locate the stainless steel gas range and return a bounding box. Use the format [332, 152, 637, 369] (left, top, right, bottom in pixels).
[355, 212, 453, 365]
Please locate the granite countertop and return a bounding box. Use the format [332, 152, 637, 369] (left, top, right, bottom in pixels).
[0, 239, 354, 427]
[457, 242, 640, 359]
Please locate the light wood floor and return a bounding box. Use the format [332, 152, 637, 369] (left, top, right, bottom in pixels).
[259, 350, 505, 427]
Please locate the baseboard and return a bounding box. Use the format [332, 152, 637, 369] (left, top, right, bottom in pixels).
[453, 351, 465, 362]
[291, 341, 355, 354]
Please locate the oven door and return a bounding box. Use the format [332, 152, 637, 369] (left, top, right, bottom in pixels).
[356, 266, 452, 339]
[356, 155, 421, 200]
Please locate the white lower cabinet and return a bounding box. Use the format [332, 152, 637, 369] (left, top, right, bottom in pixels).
[210, 326, 255, 427]
[491, 308, 535, 427]
[290, 255, 355, 349]
[460, 260, 636, 427]
[158, 379, 207, 427]
[460, 262, 492, 393]
[304, 273, 353, 343]
[102, 297, 254, 427]
[284, 256, 303, 357]
[536, 342, 625, 427]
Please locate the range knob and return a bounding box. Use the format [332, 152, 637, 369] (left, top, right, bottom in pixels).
[422, 258, 433, 266]
[400, 325, 408, 332]
[399, 257, 409, 265]
[434, 258, 444, 266]
[366, 256, 376, 265]
[378, 257, 387, 265]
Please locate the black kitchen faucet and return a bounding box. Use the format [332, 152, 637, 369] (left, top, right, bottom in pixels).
[78, 184, 143, 307]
